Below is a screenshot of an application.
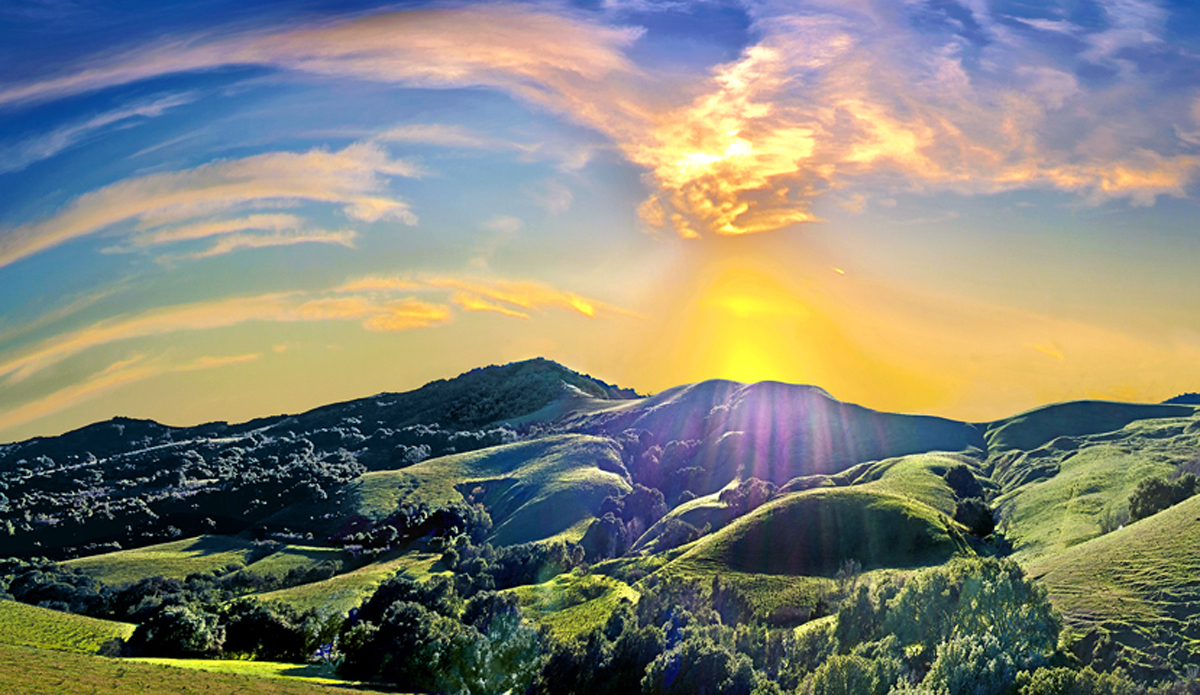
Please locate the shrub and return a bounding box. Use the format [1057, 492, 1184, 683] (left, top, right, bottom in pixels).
[1128, 474, 1199, 522]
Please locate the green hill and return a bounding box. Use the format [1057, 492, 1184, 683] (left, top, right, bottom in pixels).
[983, 401, 1196, 453]
[0, 600, 134, 653]
[62, 536, 257, 586]
[671, 487, 970, 577]
[266, 434, 630, 547]
[1028, 493, 1200, 675]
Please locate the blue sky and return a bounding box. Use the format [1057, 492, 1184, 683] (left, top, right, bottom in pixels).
[3, 0, 1200, 440]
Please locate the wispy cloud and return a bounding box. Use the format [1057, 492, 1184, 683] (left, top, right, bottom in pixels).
[0, 142, 417, 268]
[0, 273, 623, 383]
[337, 274, 631, 319]
[0, 352, 259, 432]
[3, 1, 1198, 241]
[0, 4, 643, 109]
[167, 228, 358, 261]
[128, 213, 304, 247]
[0, 92, 195, 174]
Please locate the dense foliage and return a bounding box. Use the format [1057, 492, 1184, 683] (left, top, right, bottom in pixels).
[1128, 474, 1199, 522]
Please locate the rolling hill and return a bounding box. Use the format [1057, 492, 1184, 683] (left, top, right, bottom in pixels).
[4, 358, 1200, 687]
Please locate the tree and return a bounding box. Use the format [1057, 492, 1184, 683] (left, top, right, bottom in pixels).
[641, 636, 761, 695]
[128, 603, 223, 657]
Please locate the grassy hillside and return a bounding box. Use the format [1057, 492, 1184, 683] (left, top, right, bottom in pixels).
[0, 644, 388, 695]
[508, 571, 639, 642]
[0, 600, 134, 653]
[671, 487, 970, 577]
[62, 535, 256, 585]
[984, 401, 1196, 453]
[1027, 493, 1200, 674]
[268, 434, 630, 548]
[997, 444, 1176, 564]
[253, 550, 442, 614]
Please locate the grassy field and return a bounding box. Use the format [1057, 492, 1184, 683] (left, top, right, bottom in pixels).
[508, 571, 639, 642]
[0, 600, 134, 653]
[997, 444, 1176, 564]
[62, 535, 256, 585]
[253, 550, 442, 614]
[245, 545, 347, 580]
[0, 643, 391, 694]
[1027, 493, 1200, 673]
[128, 657, 347, 685]
[983, 401, 1196, 453]
[852, 452, 985, 517]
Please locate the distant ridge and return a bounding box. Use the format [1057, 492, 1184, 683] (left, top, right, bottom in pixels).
[0, 357, 635, 453]
[1163, 392, 1200, 405]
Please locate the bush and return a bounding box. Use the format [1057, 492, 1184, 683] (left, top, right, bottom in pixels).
[803, 653, 881, 695]
[923, 631, 1017, 695]
[641, 636, 761, 695]
[1128, 474, 1199, 522]
[128, 603, 223, 658]
[1015, 666, 1140, 695]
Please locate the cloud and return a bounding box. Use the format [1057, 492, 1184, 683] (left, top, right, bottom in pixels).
[168, 228, 358, 261]
[1009, 17, 1081, 36]
[0, 273, 623, 383]
[376, 123, 501, 149]
[128, 213, 305, 247]
[481, 215, 524, 234]
[0, 352, 259, 432]
[0, 142, 417, 268]
[331, 274, 618, 319]
[450, 292, 532, 319]
[523, 179, 574, 214]
[5, 1, 1198, 241]
[0, 92, 195, 174]
[0, 4, 643, 109]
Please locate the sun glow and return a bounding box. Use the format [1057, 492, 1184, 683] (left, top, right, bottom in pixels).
[696, 266, 818, 384]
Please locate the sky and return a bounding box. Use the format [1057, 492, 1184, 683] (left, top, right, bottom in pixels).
[4, 0, 1200, 440]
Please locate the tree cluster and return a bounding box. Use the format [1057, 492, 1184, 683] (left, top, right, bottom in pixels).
[1128, 473, 1199, 522]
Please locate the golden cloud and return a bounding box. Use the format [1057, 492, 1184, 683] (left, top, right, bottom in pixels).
[0, 143, 416, 269]
[4, 1, 1196, 243]
[0, 274, 621, 383]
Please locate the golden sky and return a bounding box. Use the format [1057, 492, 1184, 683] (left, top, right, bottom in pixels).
[3, 0, 1200, 439]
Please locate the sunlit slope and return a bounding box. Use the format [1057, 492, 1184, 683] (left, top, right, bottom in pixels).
[566, 379, 984, 495]
[984, 401, 1196, 453]
[989, 410, 1200, 564]
[636, 451, 983, 554]
[1027, 493, 1200, 670]
[63, 535, 257, 585]
[669, 487, 971, 577]
[0, 600, 134, 653]
[0, 644, 388, 695]
[253, 551, 442, 614]
[267, 434, 630, 547]
[61, 536, 351, 588]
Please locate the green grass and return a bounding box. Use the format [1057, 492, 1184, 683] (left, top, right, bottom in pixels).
[62, 535, 256, 585]
[253, 550, 442, 614]
[1027, 493, 1200, 674]
[670, 487, 970, 577]
[265, 434, 631, 548]
[508, 572, 639, 643]
[984, 401, 1196, 453]
[127, 658, 348, 685]
[245, 545, 347, 581]
[0, 643, 390, 694]
[853, 452, 985, 517]
[0, 600, 134, 653]
[997, 444, 1176, 564]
